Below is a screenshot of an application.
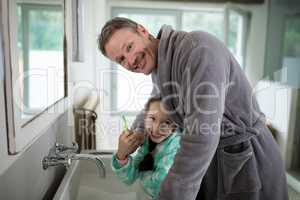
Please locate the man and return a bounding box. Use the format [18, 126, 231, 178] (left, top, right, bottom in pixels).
[98, 17, 288, 200]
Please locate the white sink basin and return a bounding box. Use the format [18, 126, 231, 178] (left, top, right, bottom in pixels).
[53, 153, 148, 200]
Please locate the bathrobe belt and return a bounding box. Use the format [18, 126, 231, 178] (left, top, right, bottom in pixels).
[218, 119, 262, 149]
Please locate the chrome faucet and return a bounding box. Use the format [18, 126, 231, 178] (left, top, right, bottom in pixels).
[42, 142, 106, 178]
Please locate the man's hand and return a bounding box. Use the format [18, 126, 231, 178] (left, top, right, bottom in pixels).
[116, 130, 144, 160]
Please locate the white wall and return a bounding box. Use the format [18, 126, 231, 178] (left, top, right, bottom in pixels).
[0, 113, 71, 200]
[69, 0, 98, 104]
[93, 0, 122, 150]
[65, 0, 95, 107]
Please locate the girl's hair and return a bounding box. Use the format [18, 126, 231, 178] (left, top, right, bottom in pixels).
[138, 139, 157, 171]
[145, 96, 161, 111]
[138, 97, 161, 172]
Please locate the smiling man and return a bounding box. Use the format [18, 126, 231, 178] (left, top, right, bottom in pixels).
[97, 17, 289, 200]
[99, 19, 159, 75]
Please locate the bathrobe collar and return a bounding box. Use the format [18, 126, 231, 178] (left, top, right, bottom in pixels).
[155, 25, 184, 127]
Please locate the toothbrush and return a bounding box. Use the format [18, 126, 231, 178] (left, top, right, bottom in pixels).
[122, 115, 129, 131]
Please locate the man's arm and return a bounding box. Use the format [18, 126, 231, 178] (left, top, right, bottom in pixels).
[157, 45, 228, 200]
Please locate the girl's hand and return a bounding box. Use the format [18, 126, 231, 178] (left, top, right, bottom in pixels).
[116, 130, 144, 160]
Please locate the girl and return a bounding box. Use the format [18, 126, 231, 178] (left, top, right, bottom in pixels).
[111, 97, 181, 199]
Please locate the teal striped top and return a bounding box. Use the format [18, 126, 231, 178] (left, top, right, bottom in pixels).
[111, 130, 181, 199]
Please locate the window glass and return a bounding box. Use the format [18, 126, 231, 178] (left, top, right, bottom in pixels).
[17, 4, 65, 121]
[182, 11, 224, 41]
[228, 10, 244, 66]
[283, 16, 300, 58]
[282, 15, 300, 88]
[114, 65, 153, 112]
[117, 13, 177, 36]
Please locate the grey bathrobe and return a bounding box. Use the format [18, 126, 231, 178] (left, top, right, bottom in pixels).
[132, 25, 288, 200]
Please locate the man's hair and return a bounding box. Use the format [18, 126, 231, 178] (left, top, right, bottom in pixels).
[97, 17, 138, 56]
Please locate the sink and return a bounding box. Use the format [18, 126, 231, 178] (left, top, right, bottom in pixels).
[53, 153, 148, 200]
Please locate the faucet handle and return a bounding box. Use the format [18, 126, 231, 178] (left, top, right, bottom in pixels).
[42, 142, 79, 170]
[71, 142, 80, 153]
[55, 142, 79, 153]
[42, 156, 72, 170]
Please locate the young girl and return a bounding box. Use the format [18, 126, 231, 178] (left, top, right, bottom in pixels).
[111, 97, 181, 199]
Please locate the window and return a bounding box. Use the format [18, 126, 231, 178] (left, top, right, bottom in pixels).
[110, 5, 250, 115]
[283, 16, 300, 57]
[17, 3, 65, 123]
[182, 10, 224, 41]
[5, 0, 66, 153]
[226, 8, 250, 68]
[282, 14, 300, 179]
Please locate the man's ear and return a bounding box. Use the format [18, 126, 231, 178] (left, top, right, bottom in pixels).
[137, 24, 149, 37]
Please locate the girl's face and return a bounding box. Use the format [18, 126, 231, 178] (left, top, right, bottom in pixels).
[144, 101, 175, 143]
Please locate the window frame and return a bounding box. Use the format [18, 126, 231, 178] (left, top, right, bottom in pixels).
[225, 5, 251, 69]
[4, 0, 67, 154]
[71, 0, 85, 62]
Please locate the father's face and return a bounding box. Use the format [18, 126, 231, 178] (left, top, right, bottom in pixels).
[104, 25, 158, 75]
